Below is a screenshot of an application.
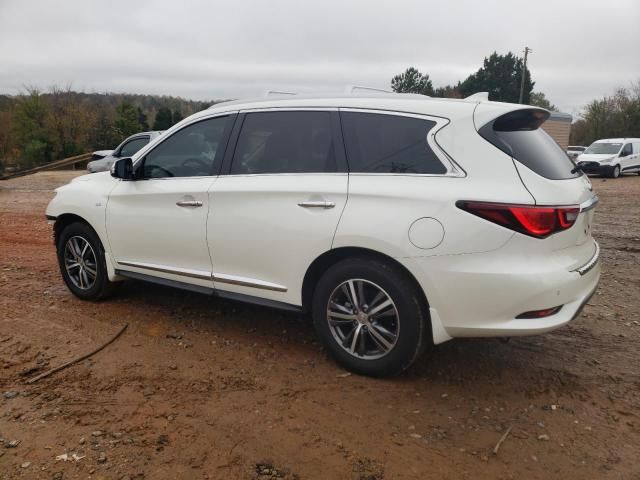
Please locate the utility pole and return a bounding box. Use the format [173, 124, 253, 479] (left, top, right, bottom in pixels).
[519, 46, 531, 104]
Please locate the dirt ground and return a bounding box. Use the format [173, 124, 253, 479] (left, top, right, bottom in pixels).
[0, 171, 638, 480]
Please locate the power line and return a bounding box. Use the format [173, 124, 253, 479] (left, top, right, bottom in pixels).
[519, 46, 532, 104]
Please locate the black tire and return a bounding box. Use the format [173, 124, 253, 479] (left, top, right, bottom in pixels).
[312, 257, 430, 377]
[56, 221, 117, 301]
[610, 165, 621, 178]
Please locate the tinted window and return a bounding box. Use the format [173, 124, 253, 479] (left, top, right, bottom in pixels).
[142, 116, 230, 178]
[119, 137, 149, 157]
[341, 112, 446, 174]
[621, 143, 632, 156]
[480, 110, 579, 180]
[230, 111, 336, 174]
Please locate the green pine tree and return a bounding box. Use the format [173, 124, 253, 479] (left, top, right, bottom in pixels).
[137, 107, 149, 130]
[114, 103, 141, 138]
[391, 67, 434, 96]
[153, 107, 173, 130]
[459, 52, 535, 104]
[172, 109, 183, 124]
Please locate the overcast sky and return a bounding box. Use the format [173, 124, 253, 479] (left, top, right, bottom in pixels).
[1, 0, 638, 115]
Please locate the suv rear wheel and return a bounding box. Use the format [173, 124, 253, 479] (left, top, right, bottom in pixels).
[312, 257, 429, 376]
[56, 222, 116, 300]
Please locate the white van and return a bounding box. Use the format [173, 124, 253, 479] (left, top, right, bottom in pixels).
[576, 138, 640, 178]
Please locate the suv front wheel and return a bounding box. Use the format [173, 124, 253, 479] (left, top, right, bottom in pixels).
[312, 257, 430, 376]
[56, 222, 116, 301]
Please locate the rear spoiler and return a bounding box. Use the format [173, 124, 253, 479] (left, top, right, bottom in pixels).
[492, 109, 550, 131]
[473, 100, 551, 132]
[477, 108, 550, 158]
[465, 92, 489, 101]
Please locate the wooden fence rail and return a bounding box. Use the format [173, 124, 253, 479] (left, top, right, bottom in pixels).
[0, 153, 92, 181]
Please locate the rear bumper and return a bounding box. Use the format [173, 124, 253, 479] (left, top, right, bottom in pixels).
[399, 239, 601, 343]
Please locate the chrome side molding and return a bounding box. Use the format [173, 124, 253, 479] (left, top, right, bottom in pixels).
[212, 272, 287, 292]
[116, 261, 288, 292]
[117, 261, 212, 280]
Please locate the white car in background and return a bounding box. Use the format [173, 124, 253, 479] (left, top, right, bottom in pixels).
[90, 149, 114, 160]
[46, 92, 600, 376]
[87, 131, 163, 173]
[576, 138, 640, 178]
[566, 145, 586, 160]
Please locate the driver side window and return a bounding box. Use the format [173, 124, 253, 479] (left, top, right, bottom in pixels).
[141, 116, 231, 178]
[621, 143, 632, 157]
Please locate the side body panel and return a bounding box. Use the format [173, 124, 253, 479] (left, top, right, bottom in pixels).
[45, 173, 118, 272]
[333, 110, 533, 258]
[207, 174, 348, 304]
[105, 177, 217, 289]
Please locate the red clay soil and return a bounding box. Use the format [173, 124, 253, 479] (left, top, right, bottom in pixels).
[0, 171, 639, 479]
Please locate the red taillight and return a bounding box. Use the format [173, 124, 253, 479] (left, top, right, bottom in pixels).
[457, 201, 580, 238]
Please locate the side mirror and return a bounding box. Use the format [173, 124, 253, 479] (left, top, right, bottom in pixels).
[111, 157, 134, 180]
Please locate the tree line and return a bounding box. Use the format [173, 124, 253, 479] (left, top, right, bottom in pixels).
[390, 51, 555, 109]
[0, 87, 214, 171]
[390, 51, 640, 146]
[569, 84, 640, 146]
[1, 51, 639, 172]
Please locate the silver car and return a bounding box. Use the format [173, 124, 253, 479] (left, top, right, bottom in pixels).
[87, 131, 163, 173]
[566, 145, 587, 160]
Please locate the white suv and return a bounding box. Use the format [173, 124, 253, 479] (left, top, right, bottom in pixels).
[46, 93, 600, 376]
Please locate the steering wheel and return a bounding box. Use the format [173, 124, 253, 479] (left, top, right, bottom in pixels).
[182, 157, 209, 173]
[146, 164, 174, 178]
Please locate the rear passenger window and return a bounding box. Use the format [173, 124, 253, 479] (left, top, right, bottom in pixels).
[479, 109, 580, 180]
[341, 112, 446, 174]
[230, 111, 337, 174]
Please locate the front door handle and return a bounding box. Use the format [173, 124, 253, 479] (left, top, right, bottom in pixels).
[298, 201, 335, 209]
[176, 200, 203, 208]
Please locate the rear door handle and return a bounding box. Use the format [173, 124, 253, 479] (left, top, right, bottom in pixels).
[176, 200, 203, 208]
[298, 201, 335, 209]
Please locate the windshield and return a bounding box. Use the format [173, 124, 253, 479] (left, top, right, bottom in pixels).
[584, 143, 622, 155]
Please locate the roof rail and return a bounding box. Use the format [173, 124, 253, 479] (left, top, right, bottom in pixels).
[465, 92, 489, 101]
[264, 90, 297, 97]
[346, 85, 393, 94]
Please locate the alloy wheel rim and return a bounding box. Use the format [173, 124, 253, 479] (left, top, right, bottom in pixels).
[327, 279, 400, 360]
[64, 236, 97, 290]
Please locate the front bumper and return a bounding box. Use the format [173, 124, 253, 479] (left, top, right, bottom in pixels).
[578, 161, 614, 175]
[399, 239, 601, 343]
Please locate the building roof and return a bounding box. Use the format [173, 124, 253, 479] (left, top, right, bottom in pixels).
[548, 111, 572, 123]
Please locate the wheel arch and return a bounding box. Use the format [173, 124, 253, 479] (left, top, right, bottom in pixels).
[302, 246, 431, 319]
[53, 212, 121, 282]
[52, 213, 98, 247]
